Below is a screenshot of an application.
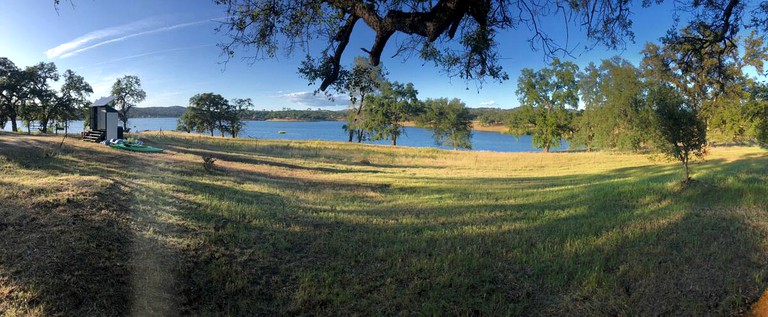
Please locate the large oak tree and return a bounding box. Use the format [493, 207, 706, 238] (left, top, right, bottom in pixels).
[508, 58, 579, 153]
[214, 0, 768, 91]
[111, 75, 147, 131]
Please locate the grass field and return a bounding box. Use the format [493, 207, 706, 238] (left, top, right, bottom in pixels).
[1, 131, 767, 316]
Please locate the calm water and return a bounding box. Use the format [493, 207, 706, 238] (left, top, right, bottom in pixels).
[3, 118, 568, 153]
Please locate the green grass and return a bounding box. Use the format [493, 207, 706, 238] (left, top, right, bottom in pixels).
[0, 131, 767, 316]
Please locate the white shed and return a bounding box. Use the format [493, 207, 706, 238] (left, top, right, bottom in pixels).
[85, 97, 120, 142]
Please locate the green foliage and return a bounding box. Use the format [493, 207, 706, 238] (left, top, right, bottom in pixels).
[218, 0, 730, 91]
[473, 109, 509, 126]
[342, 57, 387, 143]
[642, 28, 768, 142]
[180, 93, 229, 136]
[57, 69, 93, 131]
[24, 62, 59, 134]
[649, 84, 708, 182]
[573, 57, 651, 151]
[418, 98, 472, 150]
[229, 98, 253, 138]
[509, 58, 578, 152]
[0, 58, 26, 132]
[111, 75, 147, 131]
[245, 109, 344, 121]
[747, 82, 768, 147]
[363, 81, 420, 146]
[179, 93, 249, 138]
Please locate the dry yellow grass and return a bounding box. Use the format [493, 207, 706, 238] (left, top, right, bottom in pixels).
[1, 131, 767, 316]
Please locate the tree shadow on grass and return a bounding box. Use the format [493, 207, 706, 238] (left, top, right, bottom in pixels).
[81, 138, 768, 315]
[125, 152, 765, 315]
[3, 134, 767, 315]
[0, 181, 134, 316]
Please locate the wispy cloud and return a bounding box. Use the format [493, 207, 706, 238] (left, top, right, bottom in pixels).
[280, 91, 350, 108]
[47, 17, 213, 59]
[479, 100, 499, 107]
[84, 44, 214, 68]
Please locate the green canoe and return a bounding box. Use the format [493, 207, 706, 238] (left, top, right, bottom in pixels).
[109, 143, 164, 153]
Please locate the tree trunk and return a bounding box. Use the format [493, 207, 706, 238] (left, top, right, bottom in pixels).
[392, 135, 397, 146]
[351, 94, 366, 143]
[348, 130, 354, 142]
[10, 113, 17, 132]
[39, 119, 49, 133]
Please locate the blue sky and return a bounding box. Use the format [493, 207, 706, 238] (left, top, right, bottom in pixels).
[0, 1, 727, 110]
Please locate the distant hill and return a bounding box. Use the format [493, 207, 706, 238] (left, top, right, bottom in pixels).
[132, 106, 187, 118]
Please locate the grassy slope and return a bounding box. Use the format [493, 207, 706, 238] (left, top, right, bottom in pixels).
[1, 131, 767, 316]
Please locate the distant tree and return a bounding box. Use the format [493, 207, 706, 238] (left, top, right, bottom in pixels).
[648, 84, 707, 183]
[642, 28, 767, 135]
[364, 81, 420, 146]
[177, 110, 197, 133]
[575, 57, 650, 151]
[570, 109, 596, 151]
[180, 93, 234, 137]
[475, 109, 509, 126]
[418, 98, 472, 150]
[56, 69, 93, 133]
[24, 62, 59, 134]
[0, 58, 29, 132]
[746, 82, 768, 147]
[111, 75, 147, 131]
[509, 58, 579, 152]
[331, 57, 386, 143]
[229, 98, 253, 138]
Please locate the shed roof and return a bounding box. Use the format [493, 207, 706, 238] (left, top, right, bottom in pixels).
[91, 96, 116, 107]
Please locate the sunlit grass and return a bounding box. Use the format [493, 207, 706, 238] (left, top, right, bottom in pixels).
[0, 131, 767, 315]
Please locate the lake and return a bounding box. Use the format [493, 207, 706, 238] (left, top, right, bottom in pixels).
[2, 118, 568, 153]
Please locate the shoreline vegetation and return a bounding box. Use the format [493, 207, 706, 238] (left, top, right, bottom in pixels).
[132, 107, 512, 133]
[1, 131, 767, 315]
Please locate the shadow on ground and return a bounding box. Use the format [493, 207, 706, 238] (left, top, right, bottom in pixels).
[1, 133, 766, 316]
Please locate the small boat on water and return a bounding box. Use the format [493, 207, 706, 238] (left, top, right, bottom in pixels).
[277, 131, 287, 134]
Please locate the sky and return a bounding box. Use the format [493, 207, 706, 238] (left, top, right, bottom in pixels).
[0, 0, 751, 110]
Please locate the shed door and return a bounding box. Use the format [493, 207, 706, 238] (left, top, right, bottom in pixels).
[90, 108, 98, 130]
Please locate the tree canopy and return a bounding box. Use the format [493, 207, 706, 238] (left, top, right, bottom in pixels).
[178, 93, 249, 138]
[509, 58, 579, 152]
[111, 75, 147, 131]
[215, 0, 768, 91]
[363, 81, 420, 146]
[648, 83, 707, 182]
[418, 98, 472, 150]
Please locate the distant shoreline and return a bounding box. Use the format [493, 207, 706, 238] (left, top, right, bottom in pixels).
[263, 119, 508, 133]
[401, 120, 508, 133]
